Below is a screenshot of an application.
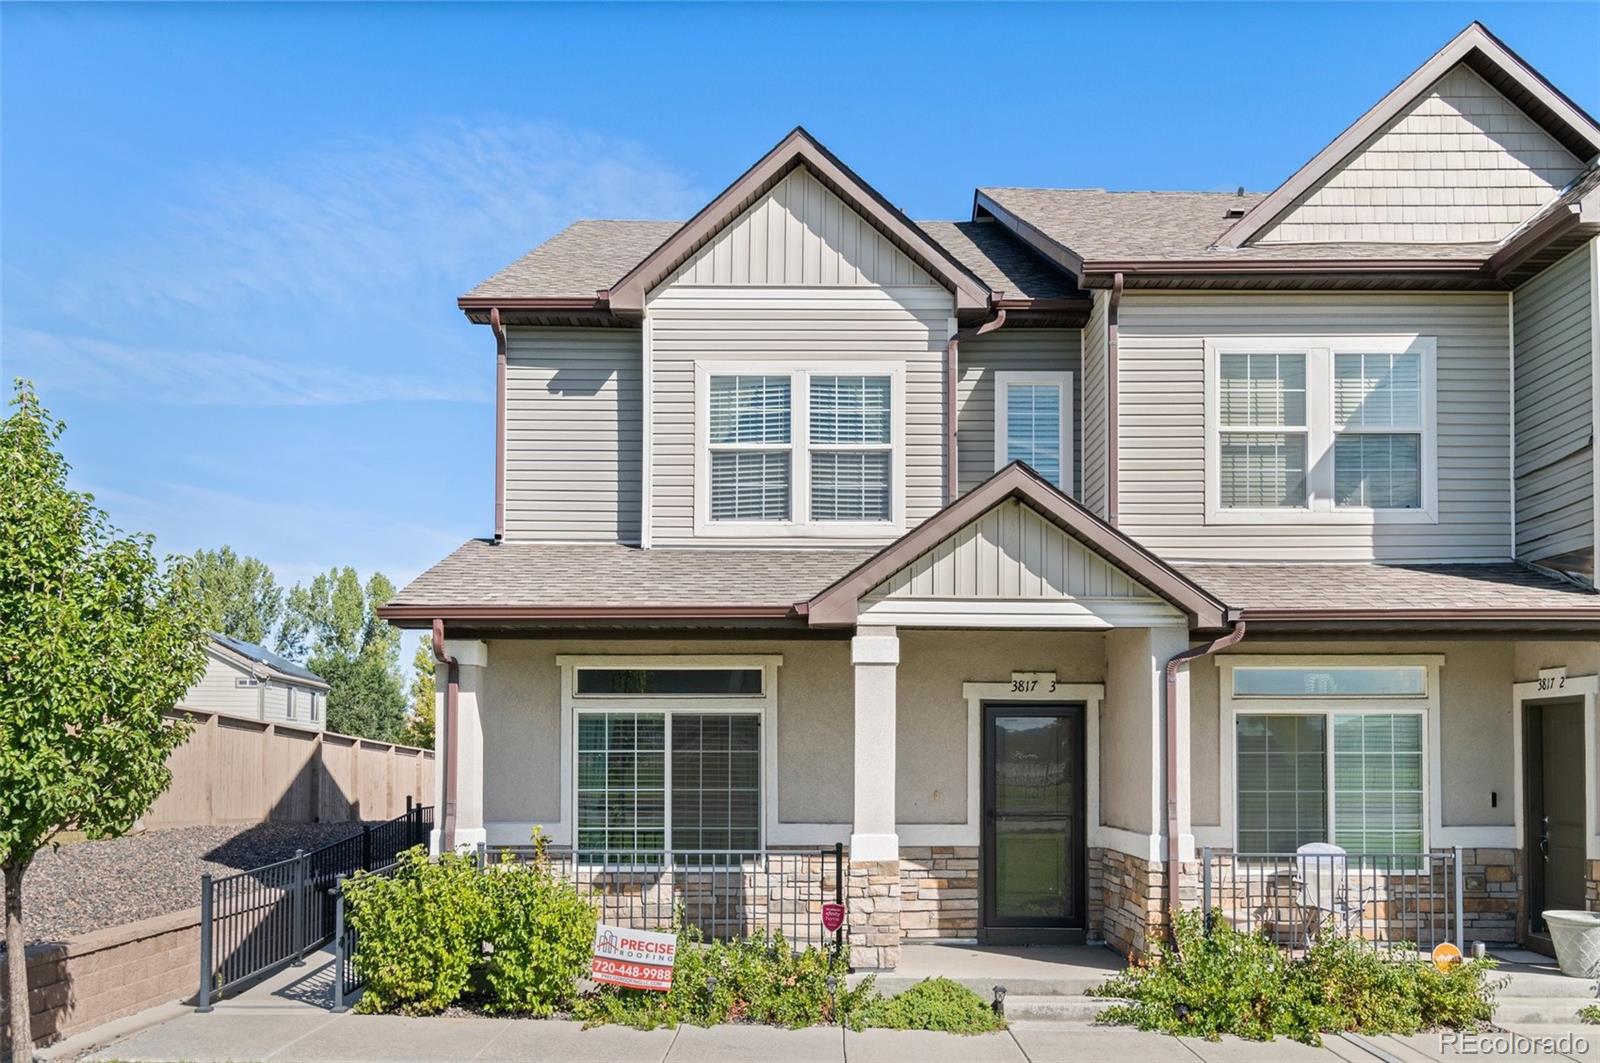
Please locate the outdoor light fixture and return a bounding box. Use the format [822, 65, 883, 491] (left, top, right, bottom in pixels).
[992, 984, 1007, 1016]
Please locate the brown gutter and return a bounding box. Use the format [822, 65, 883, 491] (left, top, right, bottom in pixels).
[431, 619, 460, 852]
[1106, 273, 1123, 526]
[944, 308, 1008, 503]
[382, 603, 798, 624]
[490, 308, 507, 543]
[458, 296, 609, 312]
[1084, 258, 1492, 275]
[1241, 607, 1600, 622]
[1488, 204, 1584, 280]
[1163, 620, 1247, 930]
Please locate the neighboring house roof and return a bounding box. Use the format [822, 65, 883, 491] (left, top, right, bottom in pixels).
[805, 463, 1234, 630]
[209, 633, 328, 689]
[1216, 21, 1600, 249]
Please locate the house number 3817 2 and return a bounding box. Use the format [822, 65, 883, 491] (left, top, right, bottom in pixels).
[1537, 674, 1566, 692]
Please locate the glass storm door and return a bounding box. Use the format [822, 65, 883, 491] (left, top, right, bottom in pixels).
[981, 705, 1086, 944]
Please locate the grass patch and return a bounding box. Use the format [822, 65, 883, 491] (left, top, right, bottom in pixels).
[1580, 1003, 1600, 1025]
[849, 977, 1005, 1034]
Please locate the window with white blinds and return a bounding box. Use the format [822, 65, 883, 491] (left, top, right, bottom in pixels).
[1333, 352, 1423, 509]
[810, 375, 891, 521]
[1206, 338, 1435, 521]
[708, 375, 791, 521]
[1218, 353, 1308, 508]
[699, 365, 902, 531]
[995, 371, 1071, 490]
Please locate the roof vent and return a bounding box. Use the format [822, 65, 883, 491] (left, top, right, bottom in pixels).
[1224, 188, 1248, 219]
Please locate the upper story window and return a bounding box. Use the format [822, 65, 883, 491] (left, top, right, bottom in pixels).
[696, 363, 904, 536]
[1204, 337, 1436, 524]
[994, 371, 1072, 490]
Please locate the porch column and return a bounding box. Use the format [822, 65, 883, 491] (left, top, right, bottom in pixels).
[435, 639, 488, 854]
[850, 626, 899, 859]
[849, 626, 902, 970]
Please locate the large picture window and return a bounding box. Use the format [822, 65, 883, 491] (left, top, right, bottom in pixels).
[698, 364, 903, 533]
[1205, 338, 1435, 522]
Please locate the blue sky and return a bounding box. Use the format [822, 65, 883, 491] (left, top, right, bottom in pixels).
[4, 1, 1597, 595]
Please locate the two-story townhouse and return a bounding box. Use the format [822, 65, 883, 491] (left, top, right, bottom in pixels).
[185, 633, 330, 730]
[382, 21, 1600, 965]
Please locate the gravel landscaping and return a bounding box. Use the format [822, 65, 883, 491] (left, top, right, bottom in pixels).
[6, 821, 386, 946]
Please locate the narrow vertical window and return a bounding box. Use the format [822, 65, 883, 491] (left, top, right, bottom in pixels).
[995, 372, 1070, 490]
[1332, 714, 1424, 855]
[809, 375, 891, 521]
[1333, 352, 1423, 509]
[577, 713, 666, 852]
[708, 375, 791, 521]
[1218, 353, 1308, 508]
[1235, 715, 1326, 853]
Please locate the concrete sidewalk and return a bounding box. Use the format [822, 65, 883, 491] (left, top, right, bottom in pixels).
[55, 951, 1600, 1063]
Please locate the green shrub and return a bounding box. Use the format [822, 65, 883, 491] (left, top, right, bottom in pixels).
[344, 847, 490, 1015]
[849, 977, 1005, 1034]
[1579, 1003, 1600, 1024]
[575, 927, 871, 1030]
[1092, 910, 1500, 1046]
[478, 843, 597, 1015]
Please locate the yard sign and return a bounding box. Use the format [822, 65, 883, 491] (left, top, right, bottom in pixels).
[590, 925, 677, 991]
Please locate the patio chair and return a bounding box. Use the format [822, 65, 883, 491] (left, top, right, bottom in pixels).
[1295, 843, 1378, 942]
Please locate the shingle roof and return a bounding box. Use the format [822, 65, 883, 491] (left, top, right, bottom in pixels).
[464, 220, 682, 300]
[389, 540, 873, 611]
[1175, 562, 1599, 613]
[210, 633, 327, 686]
[915, 221, 1083, 300]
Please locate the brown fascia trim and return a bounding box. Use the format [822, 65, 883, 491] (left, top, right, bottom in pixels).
[607, 127, 993, 316]
[1082, 258, 1493, 276]
[381, 603, 799, 626]
[490, 308, 507, 543]
[944, 309, 1008, 502]
[459, 296, 610, 313]
[1106, 273, 1122, 527]
[972, 191, 1086, 279]
[805, 461, 1234, 629]
[1240, 606, 1600, 623]
[1216, 22, 1600, 249]
[1488, 201, 1588, 281]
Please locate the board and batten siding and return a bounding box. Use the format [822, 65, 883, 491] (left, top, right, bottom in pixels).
[646, 163, 953, 547]
[504, 326, 642, 544]
[1116, 292, 1512, 562]
[1080, 291, 1109, 518]
[956, 329, 1081, 497]
[1513, 242, 1596, 566]
[1261, 65, 1583, 245]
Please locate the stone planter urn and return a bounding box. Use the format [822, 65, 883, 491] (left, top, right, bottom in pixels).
[1542, 910, 1600, 978]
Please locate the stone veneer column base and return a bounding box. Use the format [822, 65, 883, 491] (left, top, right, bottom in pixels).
[848, 859, 902, 969]
[1088, 847, 1170, 961]
[1586, 859, 1599, 913]
[898, 847, 979, 939]
[1458, 848, 1523, 945]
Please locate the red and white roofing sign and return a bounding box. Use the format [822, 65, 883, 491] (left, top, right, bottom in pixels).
[589, 925, 676, 992]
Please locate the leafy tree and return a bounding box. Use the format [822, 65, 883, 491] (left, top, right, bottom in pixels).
[189, 545, 284, 646]
[1, 382, 208, 1059]
[282, 567, 406, 741]
[402, 637, 436, 749]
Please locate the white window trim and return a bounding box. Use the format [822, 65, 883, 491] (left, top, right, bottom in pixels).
[286, 688, 297, 720]
[693, 361, 907, 538]
[993, 370, 1074, 491]
[1201, 654, 1453, 854]
[1203, 335, 1438, 525]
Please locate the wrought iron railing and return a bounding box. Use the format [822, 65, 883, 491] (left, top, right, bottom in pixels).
[1200, 847, 1463, 953]
[196, 800, 432, 1010]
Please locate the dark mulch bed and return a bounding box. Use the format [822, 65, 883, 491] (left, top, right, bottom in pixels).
[5, 821, 383, 947]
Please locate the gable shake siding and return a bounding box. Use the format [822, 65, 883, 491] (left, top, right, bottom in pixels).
[956, 329, 1082, 497]
[1513, 242, 1595, 566]
[1115, 292, 1512, 562]
[1261, 65, 1584, 245]
[505, 327, 642, 543]
[1081, 291, 1110, 518]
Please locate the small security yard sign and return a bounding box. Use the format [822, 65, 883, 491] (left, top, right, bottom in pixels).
[590, 924, 677, 991]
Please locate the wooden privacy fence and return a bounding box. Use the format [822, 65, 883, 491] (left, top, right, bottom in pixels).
[143, 708, 434, 828]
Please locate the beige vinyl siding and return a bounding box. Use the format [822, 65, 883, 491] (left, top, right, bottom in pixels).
[667, 166, 935, 287]
[1262, 66, 1583, 245]
[1117, 292, 1512, 561]
[648, 286, 950, 545]
[1081, 292, 1109, 517]
[184, 653, 265, 720]
[956, 329, 1081, 496]
[1513, 242, 1595, 565]
[505, 327, 642, 544]
[867, 498, 1157, 602]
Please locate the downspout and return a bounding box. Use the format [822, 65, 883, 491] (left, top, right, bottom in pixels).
[1106, 272, 1123, 526]
[1163, 618, 1246, 928]
[945, 307, 1009, 503]
[490, 307, 508, 543]
[431, 619, 460, 852]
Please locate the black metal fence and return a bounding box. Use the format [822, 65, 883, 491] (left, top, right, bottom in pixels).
[197, 800, 432, 1011]
[1200, 847, 1463, 953]
[329, 844, 846, 1009]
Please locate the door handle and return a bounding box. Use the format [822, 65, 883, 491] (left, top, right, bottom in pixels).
[1540, 815, 1551, 862]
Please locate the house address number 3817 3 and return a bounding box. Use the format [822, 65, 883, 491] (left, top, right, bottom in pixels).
[1010, 672, 1059, 693]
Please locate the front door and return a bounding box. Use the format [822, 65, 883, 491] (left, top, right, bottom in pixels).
[1525, 698, 1586, 941]
[981, 704, 1086, 944]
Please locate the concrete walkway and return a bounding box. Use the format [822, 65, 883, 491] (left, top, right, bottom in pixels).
[54, 950, 1600, 1063]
